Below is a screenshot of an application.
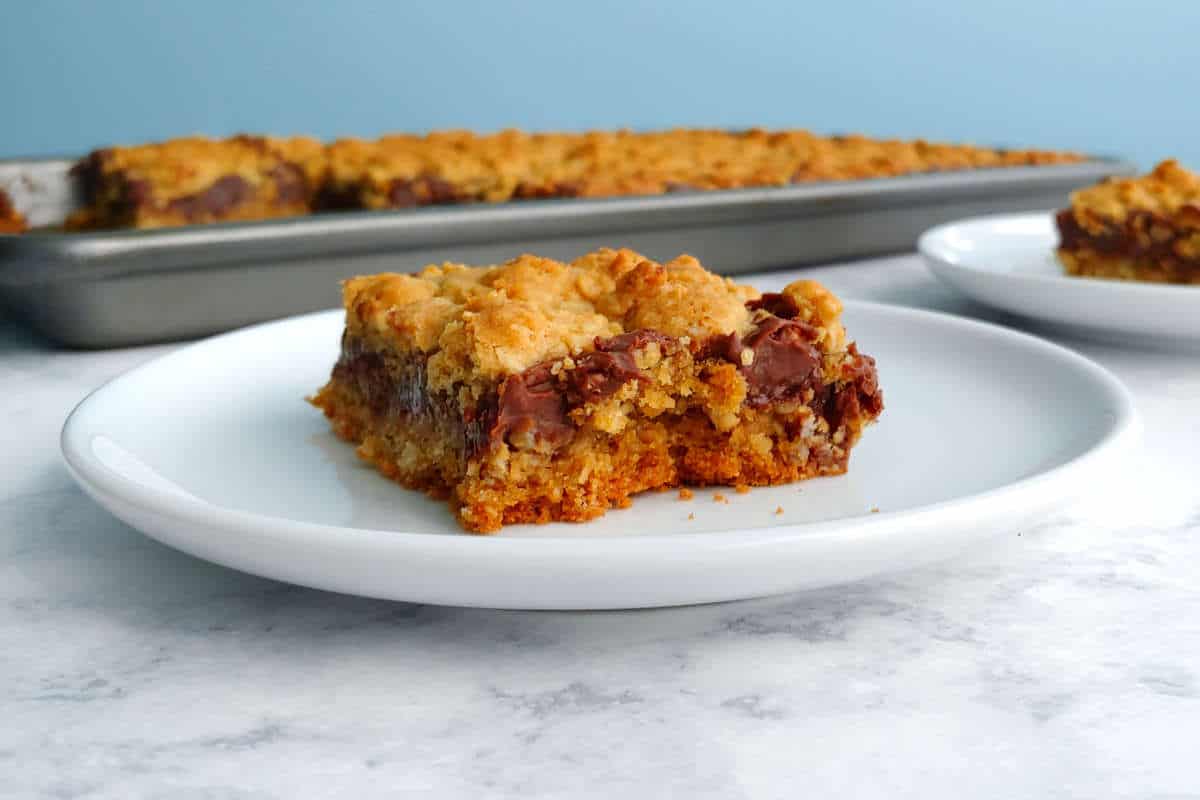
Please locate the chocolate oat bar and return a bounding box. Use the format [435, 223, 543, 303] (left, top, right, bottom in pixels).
[1056, 159, 1200, 285]
[65, 135, 326, 230]
[310, 248, 883, 533]
[66, 128, 1084, 228]
[0, 188, 26, 233]
[322, 128, 1083, 209]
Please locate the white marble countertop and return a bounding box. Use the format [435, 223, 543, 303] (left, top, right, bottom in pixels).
[4, 254, 1198, 799]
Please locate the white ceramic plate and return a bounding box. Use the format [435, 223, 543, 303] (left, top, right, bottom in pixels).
[61, 303, 1137, 610]
[920, 212, 1200, 347]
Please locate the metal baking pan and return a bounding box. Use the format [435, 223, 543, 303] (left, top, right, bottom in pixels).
[0, 156, 1133, 348]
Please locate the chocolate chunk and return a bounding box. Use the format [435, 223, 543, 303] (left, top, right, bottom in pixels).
[388, 179, 420, 208]
[493, 364, 574, 448]
[125, 178, 154, 205]
[270, 163, 308, 204]
[388, 175, 467, 208]
[738, 317, 822, 405]
[700, 330, 744, 364]
[594, 329, 676, 354]
[422, 175, 461, 204]
[513, 180, 583, 200]
[701, 314, 822, 406]
[167, 175, 252, 220]
[746, 292, 801, 319]
[563, 328, 677, 403]
[568, 351, 644, 403]
[822, 347, 882, 431]
[489, 329, 680, 446]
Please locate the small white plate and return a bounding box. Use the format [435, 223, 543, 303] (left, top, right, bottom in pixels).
[920, 212, 1200, 347]
[61, 303, 1137, 610]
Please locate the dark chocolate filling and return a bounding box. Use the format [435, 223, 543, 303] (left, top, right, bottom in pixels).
[333, 305, 881, 457]
[493, 364, 573, 448]
[70, 150, 108, 205]
[703, 314, 823, 407]
[822, 345, 882, 432]
[167, 175, 253, 220]
[512, 180, 583, 200]
[1056, 208, 1200, 267]
[71, 152, 157, 222]
[334, 333, 432, 418]
[745, 292, 801, 319]
[270, 163, 308, 205]
[388, 175, 470, 207]
[312, 182, 362, 211]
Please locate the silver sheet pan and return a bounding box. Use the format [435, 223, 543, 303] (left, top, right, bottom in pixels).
[0, 156, 1133, 348]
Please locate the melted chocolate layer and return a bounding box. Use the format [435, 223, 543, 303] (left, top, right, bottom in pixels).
[167, 175, 253, 220]
[1056, 208, 1200, 267]
[823, 345, 883, 432]
[270, 163, 309, 205]
[512, 180, 583, 200]
[388, 175, 471, 207]
[333, 304, 881, 457]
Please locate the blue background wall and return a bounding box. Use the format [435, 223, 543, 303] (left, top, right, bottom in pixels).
[3, 0, 1196, 168]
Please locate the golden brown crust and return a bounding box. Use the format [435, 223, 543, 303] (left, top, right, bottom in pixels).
[68, 128, 1083, 230]
[322, 128, 1083, 207]
[311, 249, 883, 533]
[341, 249, 792, 396]
[1064, 160, 1200, 223]
[0, 188, 26, 233]
[1057, 248, 1200, 285]
[1056, 160, 1200, 284]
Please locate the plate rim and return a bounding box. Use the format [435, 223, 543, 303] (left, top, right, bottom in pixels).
[60, 300, 1140, 559]
[918, 210, 1200, 297]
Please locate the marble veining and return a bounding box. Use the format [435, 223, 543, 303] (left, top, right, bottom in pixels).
[3, 255, 1199, 799]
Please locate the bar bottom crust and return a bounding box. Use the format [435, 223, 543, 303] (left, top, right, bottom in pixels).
[1058, 248, 1200, 285]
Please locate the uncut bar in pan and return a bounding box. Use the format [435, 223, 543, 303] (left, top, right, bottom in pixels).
[320, 128, 1085, 208]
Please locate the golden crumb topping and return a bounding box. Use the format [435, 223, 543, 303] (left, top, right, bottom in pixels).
[1068, 160, 1200, 225]
[90, 135, 327, 196]
[324, 127, 1083, 208]
[70, 128, 1084, 229]
[340, 248, 834, 393]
